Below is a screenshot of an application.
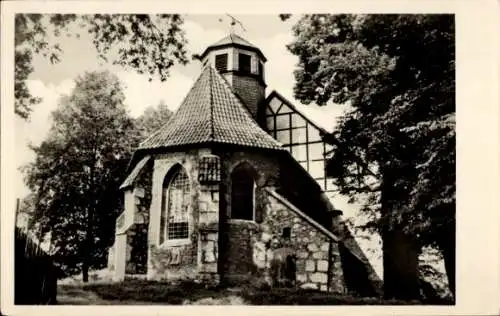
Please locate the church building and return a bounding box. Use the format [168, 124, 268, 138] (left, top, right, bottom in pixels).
[107, 33, 381, 296]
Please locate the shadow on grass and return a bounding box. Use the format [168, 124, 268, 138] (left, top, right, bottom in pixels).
[58, 279, 454, 305]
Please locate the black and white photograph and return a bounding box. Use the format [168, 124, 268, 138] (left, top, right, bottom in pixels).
[1, 1, 499, 314]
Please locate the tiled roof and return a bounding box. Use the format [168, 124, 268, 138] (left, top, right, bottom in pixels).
[200, 33, 267, 61]
[139, 66, 283, 151]
[211, 33, 257, 49]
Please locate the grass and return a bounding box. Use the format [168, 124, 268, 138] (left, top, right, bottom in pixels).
[57, 279, 453, 305]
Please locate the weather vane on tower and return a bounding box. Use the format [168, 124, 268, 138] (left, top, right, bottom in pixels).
[219, 14, 246, 35]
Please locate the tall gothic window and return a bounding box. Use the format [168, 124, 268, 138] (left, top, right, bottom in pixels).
[160, 165, 190, 244]
[230, 163, 255, 220]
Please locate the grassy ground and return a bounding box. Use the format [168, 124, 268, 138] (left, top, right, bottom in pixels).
[57, 279, 452, 305]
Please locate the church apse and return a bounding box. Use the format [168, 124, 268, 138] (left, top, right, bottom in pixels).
[146, 149, 219, 283]
[107, 31, 380, 295]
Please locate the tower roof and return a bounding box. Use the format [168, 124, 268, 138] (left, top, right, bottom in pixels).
[200, 33, 267, 62]
[139, 65, 282, 151]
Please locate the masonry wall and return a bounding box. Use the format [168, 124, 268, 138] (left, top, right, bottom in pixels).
[217, 149, 279, 283]
[261, 191, 345, 292]
[225, 73, 265, 119]
[215, 149, 344, 292]
[147, 149, 219, 282]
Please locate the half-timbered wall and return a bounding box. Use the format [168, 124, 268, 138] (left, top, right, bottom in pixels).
[264, 95, 336, 200]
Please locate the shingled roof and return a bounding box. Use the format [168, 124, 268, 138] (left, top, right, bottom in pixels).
[200, 33, 267, 61]
[139, 65, 283, 151]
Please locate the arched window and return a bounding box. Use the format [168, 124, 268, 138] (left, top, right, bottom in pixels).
[160, 165, 190, 244]
[230, 163, 255, 220]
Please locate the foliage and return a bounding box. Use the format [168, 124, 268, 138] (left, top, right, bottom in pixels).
[418, 247, 452, 300]
[22, 70, 138, 276]
[287, 13, 455, 247]
[134, 99, 173, 139]
[286, 14, 455, 297]
[278, 14, 292, 21]
[15, 14, 188, 119]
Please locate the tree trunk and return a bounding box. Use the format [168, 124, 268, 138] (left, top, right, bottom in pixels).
[82, 209, 94, 283]
[82, 261, 89, 283]
[382, 228, 421, 300]
[381, 168, 421, 301]
[438, 219, 455, 299]
[441, 243, 455, 298]
[82, 160, 96, 283]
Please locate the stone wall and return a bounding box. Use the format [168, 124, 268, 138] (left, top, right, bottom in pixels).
[261, 191, 326, 291]
[224, 220, 261, 280]
[119, 146, 346, 292]
[148, 234, 198, 280]
[256, 189, 345, 292]
[214, 149, 345, 292]
[148, 150, 199, 280]
[145, 149, 221, 283]
[216, 149, 279, 282]
[198, 230, 219, 282]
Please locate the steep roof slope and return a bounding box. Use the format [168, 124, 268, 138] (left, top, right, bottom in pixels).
[200, 33, 267, 61]
[211, 33, 257, 48]
[139, 66, 283, 151]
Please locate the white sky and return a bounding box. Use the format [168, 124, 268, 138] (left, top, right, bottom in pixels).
[15, 14, 348, 197]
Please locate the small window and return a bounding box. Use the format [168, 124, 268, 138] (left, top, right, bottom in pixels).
[239, 53, 251, 74]
[258, 62, 263, 79]
[282, 227, 291, 239]
[198, 155, 221, 183]
[215, 54, 228, 72]
[231, 163, 255, 220]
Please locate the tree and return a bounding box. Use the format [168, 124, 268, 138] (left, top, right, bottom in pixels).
[134, 99, 173, 139]
[286, 14, 455, 299]
[15, 14, 188, 119]
[23, 70, 138, 281]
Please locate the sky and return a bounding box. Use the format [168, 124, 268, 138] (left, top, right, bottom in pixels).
[15, 14, 349, 198]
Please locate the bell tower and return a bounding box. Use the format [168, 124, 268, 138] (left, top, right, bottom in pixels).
[199, 32, 267, 120]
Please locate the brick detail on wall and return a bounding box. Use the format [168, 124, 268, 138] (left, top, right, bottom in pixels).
[122, 146, 345, 291]
[261, 189, 346, 292]
[147, 149, 221, 282]
[224, 220, 260, 278]
[224, 73, 265, 119]
[148, 240, 198, 281]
